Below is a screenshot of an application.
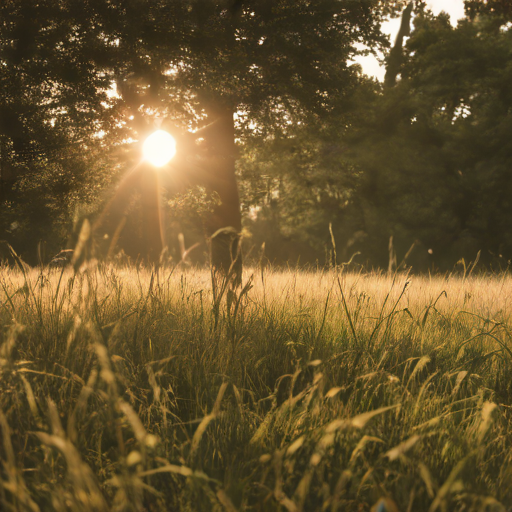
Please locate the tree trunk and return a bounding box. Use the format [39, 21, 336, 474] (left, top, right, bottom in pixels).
[199, 105, 242, 279]
[384, 2, 414, 88]
[91, 107, 243, 273]
[140, 163, 165, 264]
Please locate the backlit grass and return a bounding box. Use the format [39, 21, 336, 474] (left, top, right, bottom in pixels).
[1, 263, 512, 511]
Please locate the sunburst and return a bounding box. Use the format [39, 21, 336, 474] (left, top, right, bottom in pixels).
[142, 130, 176, 167]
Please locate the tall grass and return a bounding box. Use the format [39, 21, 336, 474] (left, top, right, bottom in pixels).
[1, 262, 512, 511]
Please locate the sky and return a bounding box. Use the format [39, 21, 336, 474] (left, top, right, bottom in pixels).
[356, 0, 466, 81]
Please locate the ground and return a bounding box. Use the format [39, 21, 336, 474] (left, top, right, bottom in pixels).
[0, 263, 511, 511]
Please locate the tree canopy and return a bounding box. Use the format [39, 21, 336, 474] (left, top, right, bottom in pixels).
[3, 0, 512, 272]
[0, 0, 402, 262]
[238, 0, 512, 271]
[1, 0, 400, 151]
[344, 2, 512, 269]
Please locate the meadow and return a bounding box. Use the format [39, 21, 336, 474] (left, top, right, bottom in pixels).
[0, 262, 512, 511]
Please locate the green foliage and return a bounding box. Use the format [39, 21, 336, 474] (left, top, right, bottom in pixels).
[242, 3, 512, 270]
[402, 7, 512, 268]
[238, 78, 380, 267]
[5, 1, 512, 271]
[168, 187, 222, 224]
[465, 0, 512, 24]
[337, 5, 512, 269]
[0, 0, 401, 262]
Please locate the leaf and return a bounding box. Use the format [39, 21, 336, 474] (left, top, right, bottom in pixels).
[451, 371, 468, 396]
[418, 463, 436, 498]
[287, 436, 305, 456]
[190, 382, 228, 457]
[20, 375, 43, 428]
[350, 435, 385, 463]
[118, 401, 148, 443]
[326, 404, 400, 433]
[406, 356, 430, 389]
[477, 401, 498, 444]
[350, 404, 401, 429]
[325, 386, 343, 398]
[428, 454, 473, 512]
[139, 464, 192, 478]
[385, 435, 420, 461]
[249, 406, 275, 446]
[71, 219, 91, 271]
[217, 489, 238, 512]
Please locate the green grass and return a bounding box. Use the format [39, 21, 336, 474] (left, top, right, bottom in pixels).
[1, 262, 512, 511]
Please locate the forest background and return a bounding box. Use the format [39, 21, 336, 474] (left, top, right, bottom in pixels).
[1, 0, 511, 272]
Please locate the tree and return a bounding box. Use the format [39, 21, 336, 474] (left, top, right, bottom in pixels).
[346, 1, 512, 270]
[0, 0, 403, 266]
[237, 75, 381, 267]
[465, 0, 512, 23]
[0, 0, 123, 261]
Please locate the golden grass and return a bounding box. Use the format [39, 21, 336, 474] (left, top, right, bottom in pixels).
[1, 263, 512, 511]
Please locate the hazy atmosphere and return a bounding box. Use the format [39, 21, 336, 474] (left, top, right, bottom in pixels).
[1, 1, 512, 511]
[2, 0, 511, 272]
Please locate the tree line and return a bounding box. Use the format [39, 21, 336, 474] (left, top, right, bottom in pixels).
[0, 0, 510, 272]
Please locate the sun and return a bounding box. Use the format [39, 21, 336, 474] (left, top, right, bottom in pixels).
[143, 130, 177, 167]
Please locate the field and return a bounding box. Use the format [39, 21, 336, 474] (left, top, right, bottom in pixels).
[1, 263, 512, 512]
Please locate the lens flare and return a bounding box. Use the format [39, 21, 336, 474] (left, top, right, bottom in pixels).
[143, 130, 176, 167]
